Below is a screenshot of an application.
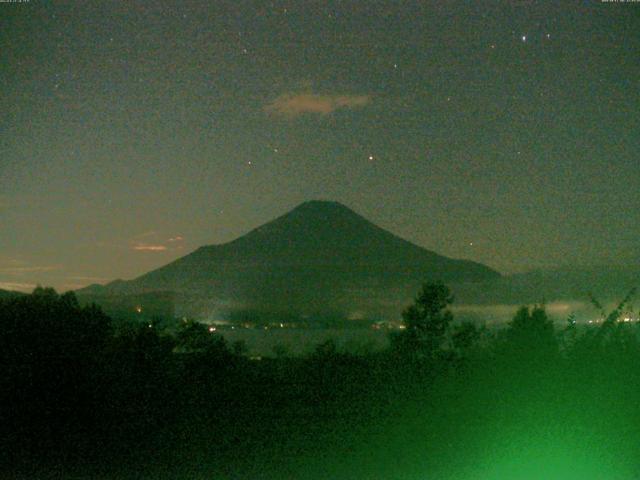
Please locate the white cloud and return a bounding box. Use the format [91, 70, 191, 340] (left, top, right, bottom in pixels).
[265, 93, 371, 117]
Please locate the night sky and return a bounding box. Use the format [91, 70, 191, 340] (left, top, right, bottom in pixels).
[1, 1, 639, 292]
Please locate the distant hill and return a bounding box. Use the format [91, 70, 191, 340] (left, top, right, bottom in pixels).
[76, 290, 176, 322]
[0, 288, 25, 300]
[78, 201, 500, 320]
[452, 265, 640, 306]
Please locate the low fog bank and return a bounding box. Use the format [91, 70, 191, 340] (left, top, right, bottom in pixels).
[204, 299, 632, 357]
[451, 265, 640, 305]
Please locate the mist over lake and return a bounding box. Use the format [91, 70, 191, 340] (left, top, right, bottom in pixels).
[200, 298, 633, 357]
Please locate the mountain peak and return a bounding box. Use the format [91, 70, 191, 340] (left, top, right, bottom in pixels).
[293, 199, 350, 210]
[236, 200, 374, 246]
[88, 201, 501, 316]
[290, 200, 358, 217]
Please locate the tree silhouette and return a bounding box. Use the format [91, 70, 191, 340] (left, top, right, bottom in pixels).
[502, 305, 558, 363]
[0, 287, 112, 460]
[452, 321, 481, 354]
[395, 282, 454, 359]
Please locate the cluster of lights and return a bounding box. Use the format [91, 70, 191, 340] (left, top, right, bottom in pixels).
[586, 317, 638, 324]
[371, 322, 406, 330]
[519, 32, 551, 43]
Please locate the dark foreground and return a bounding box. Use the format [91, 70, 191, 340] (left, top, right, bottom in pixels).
[1, 287, 639, 479]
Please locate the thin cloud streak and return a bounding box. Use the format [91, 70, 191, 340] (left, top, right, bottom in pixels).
[0, 265, 62, 275]
[0, 281, 37, 292]
[132, 231, 158, 239]
[132, 244, 168, 252]
[265, 93, 371, 117]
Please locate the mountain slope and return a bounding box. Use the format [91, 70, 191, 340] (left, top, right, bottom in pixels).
[81, 201, 500, 319]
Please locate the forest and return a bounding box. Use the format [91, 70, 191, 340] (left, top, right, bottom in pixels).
[1, 284, 639, 479]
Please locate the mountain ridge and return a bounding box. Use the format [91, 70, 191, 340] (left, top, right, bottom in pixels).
[78, 201, 500, 319]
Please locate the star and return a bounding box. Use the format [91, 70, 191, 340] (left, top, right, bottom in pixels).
[521, 35, 527, 42]
[368, 154, 374, 161]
